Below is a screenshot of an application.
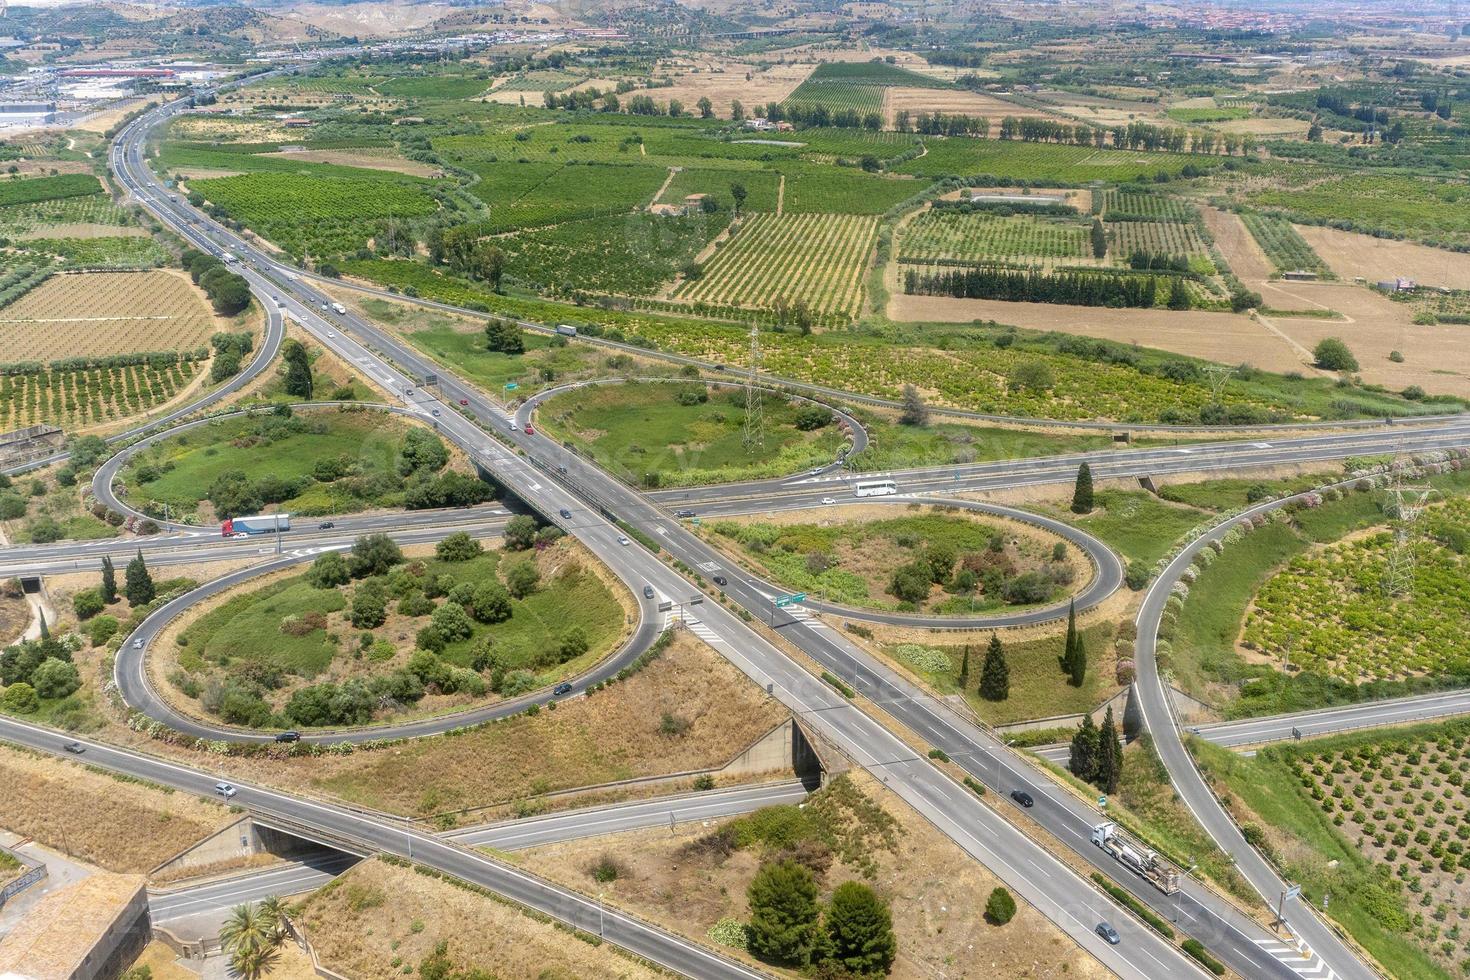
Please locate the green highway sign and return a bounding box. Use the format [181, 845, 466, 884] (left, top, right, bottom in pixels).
[775, 593, 807, 607]
[504, 382, 519, 391]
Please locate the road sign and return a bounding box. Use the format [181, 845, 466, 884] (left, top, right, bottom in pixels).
[1098, 795, 1108, 807]
[423, 373, 438, 385]
[775, 593, 807, 607]
[1283, 884, 1302, 901]
[504, 382, 519, 391]
[691, 517, 701, 526]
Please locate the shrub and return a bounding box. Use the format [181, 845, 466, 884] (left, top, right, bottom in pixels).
[435, 532, 482, 562]
[1313, 337, 1359, 372]
[72, 588, 105, 621]
[984, 887, 1016, 925]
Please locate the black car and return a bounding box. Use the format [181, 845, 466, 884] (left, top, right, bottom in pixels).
[643, 585, 656, 599]
[318, 521, 335, 530]
[1010, 789, 1034, 808]
[552, 682, 574, 696]
[674, 509, 696, 518]
[712, 575, 727, 587]
[559, 508, 572, 519]
[63, 741, 85, 754]
[275, 731, 301, 743]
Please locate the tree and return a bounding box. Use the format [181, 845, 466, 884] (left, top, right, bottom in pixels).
[125, 550, 155, 606]
[1313, 337, 1359, 372]
[347, 534, 403, 578]
[435, 531, 482, 562]
[697, 96, 713, 118]
[1, 682, 38, 714]
[72, 588, 104, 621]
[399, 428, 449, 476]
[349, 590, 387, 629]
[888, 562, 931, 605]
[307, 551, 349, 589]
[958, 645, 971, 687]
[220, 903, 279, 980]
[731, 100, 745, 121]
[208, 275, 252, 317]
[984, 887, 1016, 925]
[1091, 217, 1107, 259]
[504, 560, 540, 599]
[979, 633, 1010, 701]
[1071, 462, 1094, 514]
[1061, 600, 1086, 686]
[208, 470, 263, 518]
[1096, 705, 1122, 793]
[898, 383, 928, 426]
[31, 658, 80, 699]
[431, 601, 474, 642]
[100, 555, 117, 604]
[473, 243, 505, 291]
[470, 580, 512, 623]
[747, 859, 823, 966]
[826, 881, 896, 974]
[281, 338, 313, 399]
[484, 317, 524, 354]
[1307, 121, 1323, 142]
[730, 182, 748, 215]
[1069, 714, 1099, 783]
[504, 514, 537, 551]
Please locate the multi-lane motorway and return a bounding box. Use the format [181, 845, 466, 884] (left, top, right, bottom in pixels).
[4, 79, 1457, 980]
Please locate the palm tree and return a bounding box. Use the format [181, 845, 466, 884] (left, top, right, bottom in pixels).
[257, 895, 290, 942]
[220, 904, 274, 979]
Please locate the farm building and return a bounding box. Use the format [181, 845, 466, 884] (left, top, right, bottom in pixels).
[1282, 270, 1320, 281]
[1376, 277, 1417, 292]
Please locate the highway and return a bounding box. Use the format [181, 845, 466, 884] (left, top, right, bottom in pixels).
[1189, 689, 1470, 748]
[1134, 479, 1379, 980]
[105, 91, 1213, 980]
[149, 781, 809, 924]
[0, 715, 764, 979]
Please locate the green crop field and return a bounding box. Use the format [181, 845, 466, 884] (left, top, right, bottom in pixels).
[1165, 106, 1252, 123]
[498, 212, 725, 296]
[780, 166, 923, 214]
[898, 210, 1091, 264]
[470, 162, 671, 233]
[0, 174, 101, 208]
[1109, 221, 1212, 266]
[0, 194, 134, 237]
[1239, 212, 1332, 275]
[1242, 497, 1470, 683]
[897, 140, 1209, 182]
[120, 409, 438, 520]
[0, 359, 200, 433]
[376, 74, 491, 100]
[658, 168, 781, 212]
[674, 212, 877, 318]
[1252, 174, 1470, 248]
[1097, 190, 1198, 222]
[783, 81, 884, 115]
[537, 380, 844, 487]
[190, 172, 441, 259]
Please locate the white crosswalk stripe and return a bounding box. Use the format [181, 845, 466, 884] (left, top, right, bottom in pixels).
[1251, 938, 1338, 980]
[669, 611, 722, 644]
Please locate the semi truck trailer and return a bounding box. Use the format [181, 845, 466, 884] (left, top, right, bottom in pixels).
[1091, 822, 1181, 894]
[221, 514, 291, 536]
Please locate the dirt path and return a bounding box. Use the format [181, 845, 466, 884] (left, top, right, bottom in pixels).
[648, 167, 677, 210]
[1202, 206, 1274, 281]
[776, 174, 785, 216]
[21, 590, 57, 642]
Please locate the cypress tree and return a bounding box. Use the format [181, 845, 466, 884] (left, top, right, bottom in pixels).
[1071, 462, 1094, 514]
[37, 609, 48, 640]
[1097, 706, 1122, 793]
[1061, 600, 1078, 679]
[1069, 631, 1088, 687]
[1070, 715, 1099, 783]
[100, 555, 117, 604]
[1091, 217, 1108, 259]
[958, 645, 971, 688]
[125, 550, 155, 607]
[281, 338, 313, 399]
[979, 633, 1009, 701]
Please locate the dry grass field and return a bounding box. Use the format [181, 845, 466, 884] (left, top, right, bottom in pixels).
[619, 61, 814, 119]
[1295, 225, 1470, 289]
[260, 147, 443, 178]
[885, 88, 1070, 128]
[518, 770, 1110, 980]
[0, 744, 232, 873]
[295, 857, 663, 980]
[0, 269, 220, 361]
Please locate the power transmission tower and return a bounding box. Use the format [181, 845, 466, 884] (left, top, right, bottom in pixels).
[743, 324, 764, 449]
[1382, 471, 1435, 598]
[1204, 364, 1235, 404]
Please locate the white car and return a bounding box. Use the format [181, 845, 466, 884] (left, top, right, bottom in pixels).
[132, 637, 143, 650]
[214, 782, 237, 798]
[327, 331, 336, 338]
[617, 535, 631, 546]
[821, 497, 837, 506]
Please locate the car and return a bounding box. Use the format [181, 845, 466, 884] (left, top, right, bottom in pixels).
[319, 303, 329, 312]
[552, 682, 574, 696]
[809, 467, 824, 475]
[232, 532, 250, 539]
[712, 575, 727, 587]
[215, 782, 238, 798]
[643, 585, 656, 599]
[327, 331, 336, 338]
[271, 295, 280, 303]
[1010, 790, 1034, 808]
[821, 497, 837, 506]
[1095, 922, 1120, 945]
[274, 731, 301, 743]
[63, 741, 85, 754]
[459, 398, 469, 406]
[559, 508, 572, 519]
[524, 424, 535, 435]
[431, 409, 441, 417]
[673, 509, 696, 518]
[318, 521, 335, 530]
[617, 535, 631, 546]
[132, 637, 144, 650]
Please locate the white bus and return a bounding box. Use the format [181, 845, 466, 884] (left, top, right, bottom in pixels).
[854, 479, 898, 498]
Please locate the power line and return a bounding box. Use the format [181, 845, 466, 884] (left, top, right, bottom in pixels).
[743, 324, 764, 449]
